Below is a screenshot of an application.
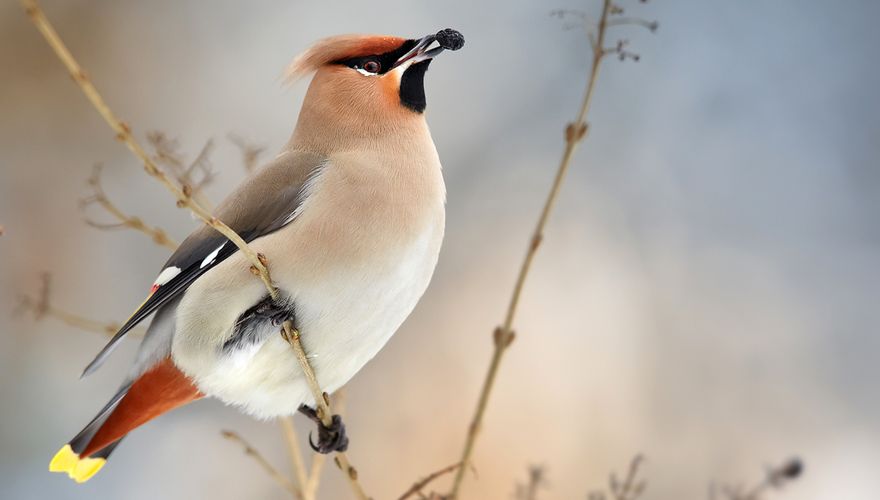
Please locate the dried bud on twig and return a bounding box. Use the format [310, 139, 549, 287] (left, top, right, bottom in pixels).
[514, 465, 548, 500]
[566, 122, 588, 142]
[715, 457, 804, 500]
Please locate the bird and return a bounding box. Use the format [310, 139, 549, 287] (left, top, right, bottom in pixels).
[50, 28, 465, 483]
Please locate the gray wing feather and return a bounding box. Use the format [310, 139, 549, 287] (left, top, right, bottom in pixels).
[127, 296, 181, 382]
[82, 150, 327, 376]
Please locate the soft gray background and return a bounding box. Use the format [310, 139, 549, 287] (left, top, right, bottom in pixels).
[2, 0, 878, 499]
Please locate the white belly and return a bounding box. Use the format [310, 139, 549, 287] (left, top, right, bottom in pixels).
[172, 222, 442, 419]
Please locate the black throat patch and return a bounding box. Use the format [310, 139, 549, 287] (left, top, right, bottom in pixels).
[399, 60, 431, 113]
[332, 40, 432, 113]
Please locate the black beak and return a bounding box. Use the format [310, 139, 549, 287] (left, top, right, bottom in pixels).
[392, 29, 464, 70]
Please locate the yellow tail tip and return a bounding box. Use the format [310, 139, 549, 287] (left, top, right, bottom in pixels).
[49, 444, 106, 483]
[49, 445, 78, 473]
[71, 456, 106, 483]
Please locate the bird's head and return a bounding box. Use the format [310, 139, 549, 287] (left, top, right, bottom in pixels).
[286, 30, 464, 151]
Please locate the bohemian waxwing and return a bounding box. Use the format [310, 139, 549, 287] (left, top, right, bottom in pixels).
[50, 28, 465, 483]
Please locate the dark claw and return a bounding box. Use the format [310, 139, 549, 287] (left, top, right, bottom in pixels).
[245, 295, 295, 325]
[298, 405, 349, 454]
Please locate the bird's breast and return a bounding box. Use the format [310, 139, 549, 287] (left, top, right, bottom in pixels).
[172, 151, 445, 417]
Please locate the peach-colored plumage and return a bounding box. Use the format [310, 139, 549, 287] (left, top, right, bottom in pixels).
[52, 28, 463, 483]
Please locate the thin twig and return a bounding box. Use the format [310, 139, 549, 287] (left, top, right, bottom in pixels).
[606, 17, 659, 32]
[80, 164, 178, 250]
[221, 430, 301, 498]
[718, 458, 803, 500]
[304, 453, 328, 500]
[147, 132, 216, 210]
[16, 273, 143, 337]
[235, 391, 347, 500]
[27, 302, 126, 337]
[586, 455, 647, 500]
[449, 0, 611, 499]
[448, 1, 618, 496]
[229, 133, 266, 173]
[398, 463, 461, 500]
[21, 2, 367, 497]
[280, 417, 309, 499]
[20, 0, 273, 293]
[609, 455, 646, 500]
[281, 327, 369, 500]
[514, 465, 547, 500]
[303, 389, 345, 499]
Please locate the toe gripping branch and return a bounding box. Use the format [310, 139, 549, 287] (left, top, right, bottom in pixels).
[298, 404, 349, 454]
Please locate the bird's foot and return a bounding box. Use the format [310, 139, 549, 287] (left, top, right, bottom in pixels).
[251, 295, 294, 327]
[298, 404, 349, 454]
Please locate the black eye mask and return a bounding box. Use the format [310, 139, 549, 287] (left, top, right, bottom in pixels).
[333, 40, 417, 75]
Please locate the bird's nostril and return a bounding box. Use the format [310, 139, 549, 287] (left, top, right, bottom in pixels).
[435, 29, 465, 51]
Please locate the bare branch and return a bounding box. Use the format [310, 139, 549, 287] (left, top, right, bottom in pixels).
[280, 417, 309, 498]
[606, 17, 659, 32]
[184, 140, 217, 191]
[20, 0, 273, 292]
[303, 453, 328, 500]
[586, 455, 647, 500]
[449, 1, 655, 495]
[717, 458, 803, 500]
[229, 392, 346, 500]
[398, 462, 461, 500]
[302, 389, 346, 499]
[16, 274, 143, 337]
[603, 39, 642, 62]
[609, 455, 646, 500]
[514, 465, 548, 500]
[228, 133, 266, 173]
[221, 430, 301, 498]
[80, 164, 178, 250]
[20, 2, 366, 496]
[550, 9, 596, 43]
[280, 327, 369, 500]
[147, 132, 216, 209]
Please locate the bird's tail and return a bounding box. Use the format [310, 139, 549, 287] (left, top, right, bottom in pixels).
[49, 358, 203, 483]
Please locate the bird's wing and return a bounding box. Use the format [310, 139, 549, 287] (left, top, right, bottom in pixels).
[81, 150, 328, 376]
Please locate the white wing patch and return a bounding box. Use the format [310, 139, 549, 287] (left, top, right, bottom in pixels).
[153, 266, 181, 287]
[282, 160, 329, 226]
[200, 242, 226, 269]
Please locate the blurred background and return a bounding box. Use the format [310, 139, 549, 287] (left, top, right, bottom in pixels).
[2, 0, 879, 498]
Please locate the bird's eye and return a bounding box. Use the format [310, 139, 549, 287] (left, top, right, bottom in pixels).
[362, 60, 381, 74]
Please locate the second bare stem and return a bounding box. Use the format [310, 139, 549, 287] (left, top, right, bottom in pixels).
[447, 0, 613, 497]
